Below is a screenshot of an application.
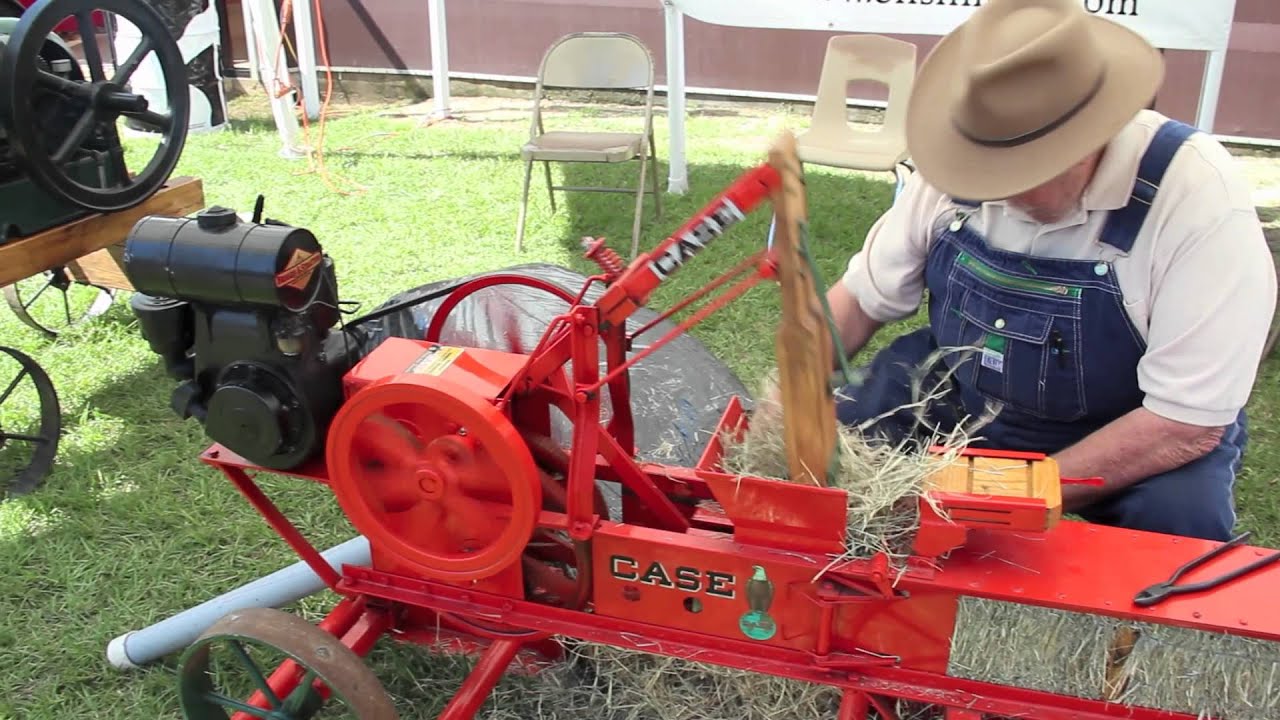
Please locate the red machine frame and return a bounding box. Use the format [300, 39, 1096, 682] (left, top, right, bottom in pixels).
[193, 148, 1280, 720]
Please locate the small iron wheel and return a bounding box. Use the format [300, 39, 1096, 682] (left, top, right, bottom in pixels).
[178, 607, 399, 720]
[0, 345, 61, 497]
[3, 267, 115, 338]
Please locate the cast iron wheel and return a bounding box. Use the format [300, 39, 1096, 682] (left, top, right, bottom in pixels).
[0, 346, 61, 496]
[3, 267, 116, 338]
[0, 0, 190, 212]
[178, 607, 399, 720]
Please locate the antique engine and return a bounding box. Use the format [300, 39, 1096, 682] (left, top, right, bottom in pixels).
[0, 0, 190, 240]
[122, 205, 360, 471]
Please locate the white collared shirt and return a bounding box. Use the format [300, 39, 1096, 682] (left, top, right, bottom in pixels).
[841, 110, 1277, 427]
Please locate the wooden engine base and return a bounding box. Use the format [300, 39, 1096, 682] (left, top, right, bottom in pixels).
[0, 176, 206, 290]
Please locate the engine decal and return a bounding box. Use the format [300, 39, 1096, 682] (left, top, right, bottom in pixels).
[275, 248, 323, 289]
[408, 345, 463, 376]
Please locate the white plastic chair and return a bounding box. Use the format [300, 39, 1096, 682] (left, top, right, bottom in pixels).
[795, 34, 917, 197]
[516, 32, 661, 257]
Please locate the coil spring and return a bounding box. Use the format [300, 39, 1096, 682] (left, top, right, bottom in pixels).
[583, 238, 625, 280]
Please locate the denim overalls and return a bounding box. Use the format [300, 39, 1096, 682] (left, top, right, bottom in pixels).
[835, 120, 1245, 541]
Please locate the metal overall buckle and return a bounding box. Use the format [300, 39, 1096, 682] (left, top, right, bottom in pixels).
[1132, 531, 1280, 607]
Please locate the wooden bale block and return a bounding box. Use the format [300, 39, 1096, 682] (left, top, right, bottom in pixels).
[66, 245, 132, 291]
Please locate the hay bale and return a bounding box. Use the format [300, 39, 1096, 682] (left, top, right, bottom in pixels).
[946, 596, 1280, 719]
[1119, 623, 1280, 718]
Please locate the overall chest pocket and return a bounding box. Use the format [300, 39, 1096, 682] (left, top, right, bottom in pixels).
[947, 285, 1087, 422]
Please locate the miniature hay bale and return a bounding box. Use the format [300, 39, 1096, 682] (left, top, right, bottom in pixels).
[947, 596, 1280, 719]
[1119, 623, 1280, 718]
[947, 596, 1118, 699]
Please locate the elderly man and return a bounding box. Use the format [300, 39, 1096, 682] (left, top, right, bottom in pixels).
[826, 0, 1277, 541]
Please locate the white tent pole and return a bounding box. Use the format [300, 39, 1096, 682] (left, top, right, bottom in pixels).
[244, 0, 307, 158]
[663, 0, 688, 195]
[1195, 49, 1226, 133]
[291, 0, 321, 120]
[428, 0, 451, 118]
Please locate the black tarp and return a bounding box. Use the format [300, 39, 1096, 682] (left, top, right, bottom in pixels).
[346, 263, 752, 470]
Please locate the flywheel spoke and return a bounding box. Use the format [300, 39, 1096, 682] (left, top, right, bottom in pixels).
[75, 11, 107, 82]
[122, 108, 171, 131]
[35, 69, 93, 98]
[53, 108, 100, 165]
[112, 36, 154, 85]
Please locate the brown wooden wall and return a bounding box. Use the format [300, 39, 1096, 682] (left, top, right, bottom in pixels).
[224, 0, 1280, 140]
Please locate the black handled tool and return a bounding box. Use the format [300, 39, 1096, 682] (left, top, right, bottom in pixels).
[1133, 531, 1280, 607]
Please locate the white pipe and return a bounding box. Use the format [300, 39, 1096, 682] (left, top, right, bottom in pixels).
[291, 0, 321, 120]
[663, 0, 688, 195]
[1195, 49, 1227, 134]
[428, 0, 451, 118]
[106, 536, 370, 670]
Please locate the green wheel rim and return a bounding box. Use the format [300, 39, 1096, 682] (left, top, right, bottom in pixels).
[176, 607, 398, 720]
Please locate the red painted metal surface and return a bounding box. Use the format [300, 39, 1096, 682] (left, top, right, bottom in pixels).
[194, 159, 1280, 720]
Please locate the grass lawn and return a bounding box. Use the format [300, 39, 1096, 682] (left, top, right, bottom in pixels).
[0, 88, 1276, 718]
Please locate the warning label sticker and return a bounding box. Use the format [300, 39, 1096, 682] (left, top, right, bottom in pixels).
[408, 345, 463, 376]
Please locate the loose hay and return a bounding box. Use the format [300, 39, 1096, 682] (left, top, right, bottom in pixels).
[400, 639, 943, 719]
[948, 596, 1280, 719]
[718, 357, 997, 567]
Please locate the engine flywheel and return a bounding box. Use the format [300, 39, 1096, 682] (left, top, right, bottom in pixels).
[326, 373, 542, 583]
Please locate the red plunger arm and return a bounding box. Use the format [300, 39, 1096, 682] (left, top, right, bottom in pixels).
[592, 163, 782, 329]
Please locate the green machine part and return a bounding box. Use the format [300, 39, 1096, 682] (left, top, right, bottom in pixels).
[0, 15, 126, 243]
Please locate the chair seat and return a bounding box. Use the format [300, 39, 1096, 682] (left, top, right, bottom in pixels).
[796, 130, 909, 172]
[523, 131, 644, 162]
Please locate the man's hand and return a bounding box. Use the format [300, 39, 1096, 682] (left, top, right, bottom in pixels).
[1052, 406, 1226, 512]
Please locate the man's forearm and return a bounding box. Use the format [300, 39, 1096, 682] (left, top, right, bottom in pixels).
[1052, 406, 1226, 511]
[825, 283, 883, 371]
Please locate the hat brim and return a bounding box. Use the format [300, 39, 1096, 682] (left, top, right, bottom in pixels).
[905, 17, 1165, 202]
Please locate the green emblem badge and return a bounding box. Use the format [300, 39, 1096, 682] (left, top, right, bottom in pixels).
[739, 565, 777, 641]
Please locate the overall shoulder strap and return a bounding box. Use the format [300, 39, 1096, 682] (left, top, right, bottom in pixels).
[1098, 119, 1199, 253]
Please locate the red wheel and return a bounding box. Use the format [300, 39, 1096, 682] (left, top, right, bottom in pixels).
[326, 373, 542, 582]
[424, 273, 579, 345]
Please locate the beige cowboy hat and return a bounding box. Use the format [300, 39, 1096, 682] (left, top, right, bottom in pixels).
[906, 0, 1165, 201]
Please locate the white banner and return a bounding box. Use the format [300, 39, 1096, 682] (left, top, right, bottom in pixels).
[670, 0, 1238, 52]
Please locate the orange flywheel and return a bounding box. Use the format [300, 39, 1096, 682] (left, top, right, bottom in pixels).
[325, 373, 542, 583]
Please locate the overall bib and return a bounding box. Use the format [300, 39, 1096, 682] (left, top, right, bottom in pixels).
[835, 120, 1245, 542]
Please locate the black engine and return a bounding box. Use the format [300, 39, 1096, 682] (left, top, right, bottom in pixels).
[122, 205, 360, 470]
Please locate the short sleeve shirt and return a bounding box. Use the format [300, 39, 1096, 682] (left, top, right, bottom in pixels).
[841, 110, 1277, 428]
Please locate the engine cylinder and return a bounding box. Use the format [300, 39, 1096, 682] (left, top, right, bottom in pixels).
[124, 206, 329, 311]
[129, 293, 194, 380]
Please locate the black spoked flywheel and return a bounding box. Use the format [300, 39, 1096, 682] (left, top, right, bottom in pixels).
[0, 346, 60, 497]
[0, 0, 190, 212]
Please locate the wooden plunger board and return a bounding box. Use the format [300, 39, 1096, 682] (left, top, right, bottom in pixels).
[0, 176, 206, 290]
[768, 133, 837, 487]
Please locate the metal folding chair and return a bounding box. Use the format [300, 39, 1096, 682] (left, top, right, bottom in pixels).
[515, 32, 661, 258]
